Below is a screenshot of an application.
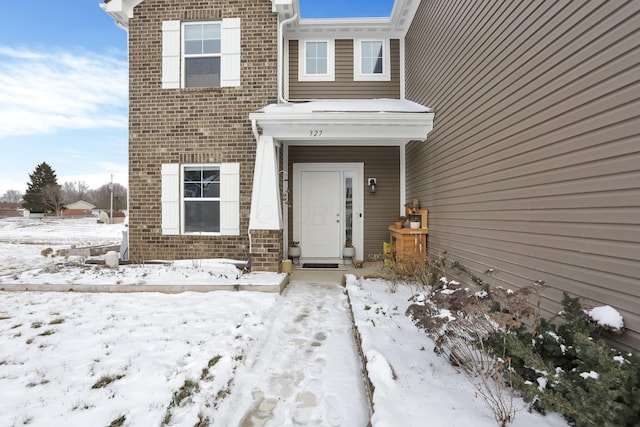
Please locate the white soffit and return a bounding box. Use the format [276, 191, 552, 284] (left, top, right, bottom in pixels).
[250, 99, 435, 144]
[281, 0, 421, 39]
[100, 0, 145, 30]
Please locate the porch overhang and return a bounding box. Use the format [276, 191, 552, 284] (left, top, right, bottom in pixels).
[249, 99, 435, 145]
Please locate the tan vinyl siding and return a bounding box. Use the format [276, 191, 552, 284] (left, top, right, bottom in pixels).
[405, 0, 640, 350]
[287, 146, 400, 258]
[288, 39, 401, 100]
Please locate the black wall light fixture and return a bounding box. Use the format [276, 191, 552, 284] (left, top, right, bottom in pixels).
[368, 178, 377, 193]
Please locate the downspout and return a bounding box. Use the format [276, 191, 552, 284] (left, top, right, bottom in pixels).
[278, 13, 298, 103]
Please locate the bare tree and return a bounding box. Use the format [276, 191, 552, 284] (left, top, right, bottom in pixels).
[0, 189, 23, 203]
[61, 181, 89, 204]
[87, 182, 127, 210]
[42, 184, 66, 216]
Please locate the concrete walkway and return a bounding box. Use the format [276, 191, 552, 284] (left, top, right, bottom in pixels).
[219, 281, 371, 426]
[288, 263, 379, 284]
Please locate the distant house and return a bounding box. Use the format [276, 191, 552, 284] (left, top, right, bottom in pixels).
[0, 202, 22, 217]
[62, 200, 96, 218]
[98, 210, 127, 224]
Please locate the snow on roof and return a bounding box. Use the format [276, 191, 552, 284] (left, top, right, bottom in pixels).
[259, 99, 432, 114]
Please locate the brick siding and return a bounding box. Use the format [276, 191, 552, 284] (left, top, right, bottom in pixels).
[250, 229, 283, 272]
[127, 0, 278, 267]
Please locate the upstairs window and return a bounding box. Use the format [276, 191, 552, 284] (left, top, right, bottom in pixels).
[354, 39, 390, 81]
[162, 19, 241, 89]
[361, 41, 383, 74]
[298, 40, 335, 82]
[183, 23, 221, 88]
[306, 41, 327, 75]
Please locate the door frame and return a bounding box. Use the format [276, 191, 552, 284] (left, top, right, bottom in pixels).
[292, 162, 364, 263]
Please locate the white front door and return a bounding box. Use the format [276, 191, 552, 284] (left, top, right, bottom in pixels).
[300, 171, 342, 259]
[293, 163, 364, 262]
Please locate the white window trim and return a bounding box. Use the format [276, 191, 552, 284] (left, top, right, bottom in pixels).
[181, 22, 222, 89]
[353, 39, 391, 82]
[162, 18, 241, 89]
[181, 163, 221, 236]
[298, 39, 335, 82]
[161, 162, 239, 236]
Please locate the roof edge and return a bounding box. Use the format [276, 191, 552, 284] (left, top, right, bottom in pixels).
[282, 0, 421, 38]
[100, 0, 145, 30]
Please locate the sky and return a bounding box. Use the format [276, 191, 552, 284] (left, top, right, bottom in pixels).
[0, 0, 394, 197]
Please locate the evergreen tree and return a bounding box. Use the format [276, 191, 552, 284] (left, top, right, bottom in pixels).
[22, 162, 64, 214]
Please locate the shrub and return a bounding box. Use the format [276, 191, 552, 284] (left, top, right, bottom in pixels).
[485, 293, 640, 427]
[373, 250, 447, 293]
[403, 254, 639, 427]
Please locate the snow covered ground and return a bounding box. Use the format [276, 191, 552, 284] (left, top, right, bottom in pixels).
[0, 217, 570, 426]
[0, 217, 283, 287]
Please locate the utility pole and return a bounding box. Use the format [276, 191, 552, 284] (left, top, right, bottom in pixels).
[109, 174, 114, 225]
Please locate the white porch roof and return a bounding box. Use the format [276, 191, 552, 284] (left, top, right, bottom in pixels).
[250, 99, 435, 144]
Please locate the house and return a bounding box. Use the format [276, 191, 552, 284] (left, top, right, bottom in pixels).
[101, 0, 431, 272]
[102, 0, 639, 349]
[61, 200, 96, 218]
[0, 202, 22, 217]
[402, 1, 640, 351]
[98, 210, 127, 225]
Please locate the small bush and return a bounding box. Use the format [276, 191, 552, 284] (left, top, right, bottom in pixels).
[91, 374, 125, 389]
[404, 255, 638, 427]
[486, 293, 640, 427]
[108, 415, 126, 427]
[162, 378, 201, 426]
[194, 413, 210, 427]
[373, 251, 447, 293]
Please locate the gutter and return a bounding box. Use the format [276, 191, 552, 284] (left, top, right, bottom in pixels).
[278, 13, 298, 103]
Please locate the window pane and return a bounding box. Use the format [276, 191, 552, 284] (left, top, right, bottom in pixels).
[345, 177, 353, 242]
[184, 40, 201, 55]
[184, 201, 220, 233]
[316, 58, 327, 75]
[203, 39, 221, 54]
[316, 42, 327, 58]
[202, 183, 220, 198]
[202, 168, 220, 182]
[306, 42, 328, 75]
[185, 57, 221, 88]
[184, 183, 201, 198]
[361, 41, 383, 74]
[373, 56, 383, 74]
[184, 167, 202, 182]
[306, 57, 316, 75]
[372, 42, 383, 59]
[306, 42, 317, 57]
[361, 57, 372, 74]
[184, 25, 202, 41]
[202, 23, 220, 39]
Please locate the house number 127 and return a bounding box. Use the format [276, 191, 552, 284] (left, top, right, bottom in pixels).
[309, 130, 323, 137]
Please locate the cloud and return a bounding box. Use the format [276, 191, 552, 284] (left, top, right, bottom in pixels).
[0, 46, 128, 138]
